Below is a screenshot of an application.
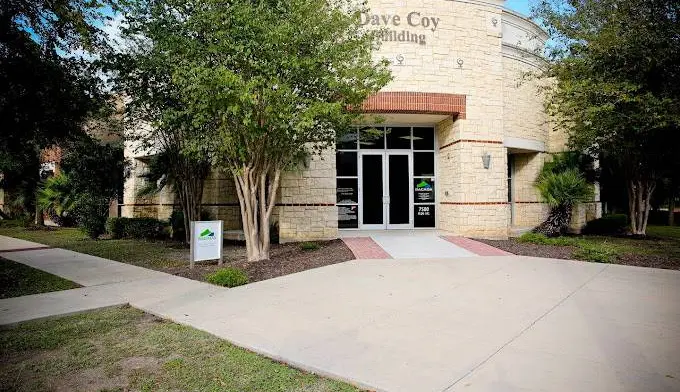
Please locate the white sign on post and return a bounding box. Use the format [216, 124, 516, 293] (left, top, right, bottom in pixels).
[190, 220, 223, 268]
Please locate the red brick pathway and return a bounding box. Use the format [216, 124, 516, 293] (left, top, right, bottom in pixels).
[342, 237, 392, 259]
[441, 236, 514, 256]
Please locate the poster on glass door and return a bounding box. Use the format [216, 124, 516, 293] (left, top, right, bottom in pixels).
[414, 178, 435, 202]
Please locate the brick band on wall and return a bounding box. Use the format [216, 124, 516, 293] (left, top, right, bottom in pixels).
[121, 203, 335, 207]
[439, 139, 503, 151]
[440, 202, 509, 205]
[361, 92, 466, 119]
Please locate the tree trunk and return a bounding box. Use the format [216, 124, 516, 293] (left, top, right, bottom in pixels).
[627, 178, 656, 235]
[177, 169, 206, 245]
[34, 195, 44, 226]
[668, 186, 675, 227]
[533, 204, 572, 237]
[233, 165, 281, 262]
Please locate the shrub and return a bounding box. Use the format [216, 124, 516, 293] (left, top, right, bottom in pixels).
[74, 195, 110, 239]
[169, 210, 186, 241]
[582, 214, 628, 235]
[206, 267, 249, 287]
[270, 222, 280, 245]
[572, 243, 617, 263]
[0, 219, 27, 228]
[518, 232, 550, 244]
[106, 217, 166, 240]
[300, 241, 320, 251]
[518, 232, 578, 246]
[533, 153, 594, 237]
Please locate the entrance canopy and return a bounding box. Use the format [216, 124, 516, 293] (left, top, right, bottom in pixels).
[360, 91, 467, 120]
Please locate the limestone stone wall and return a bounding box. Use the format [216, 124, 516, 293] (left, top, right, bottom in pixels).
[510, 152, 549, 227]
[502, 56, 549, 144]
[366, 0, 506, 131]
[440, 204, 510, 238]
[122, 160, 242, 229]
[437, 118, 509, 238]
[277, 148, 338, 242]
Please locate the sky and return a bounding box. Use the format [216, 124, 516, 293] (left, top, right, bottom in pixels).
[505, 0, 532, 17]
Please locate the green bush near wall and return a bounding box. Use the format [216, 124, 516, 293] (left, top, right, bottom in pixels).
[106, 217, 167, 240]
[582, 214, 628, 235]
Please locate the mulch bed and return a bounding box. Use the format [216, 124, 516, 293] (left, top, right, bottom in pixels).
[476, 238, 680, 270]
[164, 239, 355, 283]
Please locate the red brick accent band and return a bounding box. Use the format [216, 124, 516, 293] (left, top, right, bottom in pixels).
[513, 201, 601, 204]
[120, 203, 240, 207]
[276, 203, 335, 207]
[120, 203, 334, 207]
[439, 139, 504, 151]
[361, 92, 466, 119]
[439, 201, 509, 205]
[441, 236, 513, 256]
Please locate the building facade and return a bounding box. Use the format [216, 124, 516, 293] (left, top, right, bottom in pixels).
[122, 0, 601, 241]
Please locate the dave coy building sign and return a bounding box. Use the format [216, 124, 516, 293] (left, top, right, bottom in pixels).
[360, 11, 440, 46]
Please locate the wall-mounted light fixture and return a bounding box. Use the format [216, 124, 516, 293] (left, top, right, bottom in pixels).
[396, 54, 404, 65]
[482, 152, 491, 169]
[491, 17, 498, 27]
[457, 58, 464, 68]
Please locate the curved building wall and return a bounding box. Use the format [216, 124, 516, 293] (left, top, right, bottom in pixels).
[121, 0, 594, 241]
[355, 0, 558, 238]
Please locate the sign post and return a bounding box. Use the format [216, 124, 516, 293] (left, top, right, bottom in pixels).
[189, 220, 223, 269]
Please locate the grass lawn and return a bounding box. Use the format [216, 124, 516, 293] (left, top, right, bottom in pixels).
[0, 225, 355, 284]
[0, 257, 80, 299]
[0, 226, 187, 269]
[479, 225, 680, 269]
[0, 306, 361, 392]
[576, 225, 680, 261]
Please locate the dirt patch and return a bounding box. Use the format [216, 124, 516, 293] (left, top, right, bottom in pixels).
[476, 239, 577, 260]
[477, 238, 680, 270]
[118, 356, 163, 372]
[164, 239, 355, 283]
[52, 367, 128, 392]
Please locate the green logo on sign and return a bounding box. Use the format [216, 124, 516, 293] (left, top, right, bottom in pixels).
[199, 229, 215, 238]
[416, 180, 432, 190]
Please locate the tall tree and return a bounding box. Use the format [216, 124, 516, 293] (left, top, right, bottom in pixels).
[121, 0, 391, 260]
[106, 23, 211, 243]
[535, 0, 680, 235]
[0, 0, 115, 220]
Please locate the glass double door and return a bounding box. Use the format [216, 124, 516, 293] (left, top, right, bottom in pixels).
[359, 152, 412, 229]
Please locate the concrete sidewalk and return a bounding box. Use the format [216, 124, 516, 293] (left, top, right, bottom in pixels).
[1, 235, 679, 392]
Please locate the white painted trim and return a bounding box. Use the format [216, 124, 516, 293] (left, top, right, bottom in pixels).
[501, 44, 547, 69]
[504, 137, 546, 152]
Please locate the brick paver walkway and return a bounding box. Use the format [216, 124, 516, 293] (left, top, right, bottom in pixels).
[341, 237, 392, 259]
[441, 236, 513, 256]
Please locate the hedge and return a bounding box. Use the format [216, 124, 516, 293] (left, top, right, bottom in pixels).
[582, 214, 628, 235]
[106, 217, 166, 240]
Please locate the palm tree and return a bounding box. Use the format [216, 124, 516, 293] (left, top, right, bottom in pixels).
[533, 154, 594, 236]
[37, 173, 77, 226]
[137, 149, 211, 243]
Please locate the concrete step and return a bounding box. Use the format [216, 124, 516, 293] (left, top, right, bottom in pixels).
[509, 226, 533, 237]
